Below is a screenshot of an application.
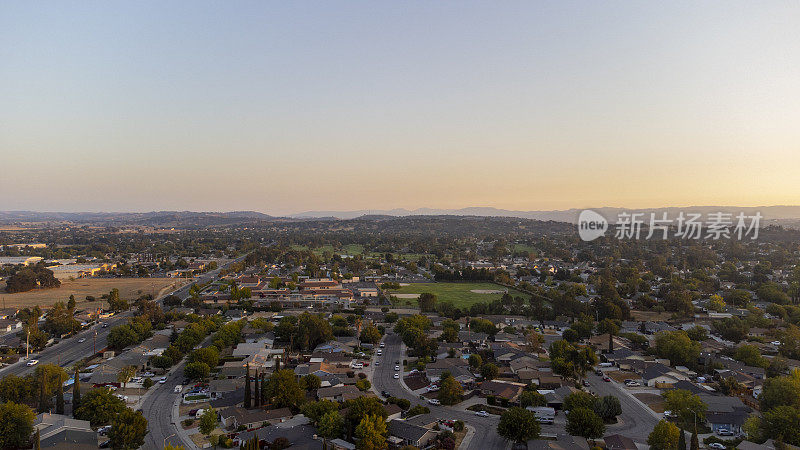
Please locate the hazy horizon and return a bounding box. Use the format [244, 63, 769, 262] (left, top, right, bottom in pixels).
[3, 2, 800, 214]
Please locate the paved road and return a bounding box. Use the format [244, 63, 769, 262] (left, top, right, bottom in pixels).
[0, 260, 240, 379]
[371, 333, 509, 450]
[586, 371, 660, 444]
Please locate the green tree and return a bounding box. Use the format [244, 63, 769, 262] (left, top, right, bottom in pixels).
[762, 405, 800, 446]
[318, 411, 344, 439]
[563, 391, 597, 412]
[354, 414, 387, 450]
[437, 373, 463, 405]
[184, 362, 210, 380]
[566, 407, 605, 439]
[302, 374, 322, 391]
[301, 400, 339, 424]
[418, 293, 437, 312]
[263, 369, 305, 409]
[0, 401, 35, 449]
[108, 288, 128, 312]
[72, 368, 82, 417]
[593, 395, 622, 423]
[690, 425, 699, 450]
[356, 379, 371, 392]
[117, 365, 136, 389]
[199, 407, 218, 436]
[647, 420, 681, 450]
[244, 364, 251, 408]
[76, 388, 127, 427]
[468, 354, 482, 369]
[497, 407, 541, 443]
[653, 331, 701, 367]
[188, 347, 220, 369]
[480, 363, 499, 381]
[108, 408, 148, 450]
[520, 390, 546, 408]
[0, 374, 29, 403]
[549, 339, 598, 382]
[662, 389, 707, 429]
[734, 344, 769, 368]
[360, 323, 382, 345]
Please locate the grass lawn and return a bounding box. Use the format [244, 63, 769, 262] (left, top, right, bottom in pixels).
[387, 282, 527, 309]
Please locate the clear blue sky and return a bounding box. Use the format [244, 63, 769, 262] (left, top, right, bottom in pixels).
[2, 1, 799, 214]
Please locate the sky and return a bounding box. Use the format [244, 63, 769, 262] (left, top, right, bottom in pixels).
[2, 1, 800, 215]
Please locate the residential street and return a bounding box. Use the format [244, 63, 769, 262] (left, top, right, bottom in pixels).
[371, 333, 510, 450]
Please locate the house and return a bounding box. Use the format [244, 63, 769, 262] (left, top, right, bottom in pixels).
[387, 419, 439, 448]
[603, 434, 637, 450]
[34, 413, 97, 449]
[479, 380, 524, 402]
[316, 385, 362, 403]
[219, 407, 292, 430]
[699, 394, 751, 434]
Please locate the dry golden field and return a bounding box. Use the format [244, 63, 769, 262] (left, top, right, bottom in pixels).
[0, 278, 190, 309]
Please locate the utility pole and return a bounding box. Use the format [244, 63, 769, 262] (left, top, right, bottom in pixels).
[93, 330, 97, 355]
[26, 327, 30, 360]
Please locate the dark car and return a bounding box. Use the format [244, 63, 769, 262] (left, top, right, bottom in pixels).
[381, 390, 390, 397]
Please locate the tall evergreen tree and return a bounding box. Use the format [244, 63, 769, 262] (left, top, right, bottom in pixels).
[34, 429, 41, 450]
[261, 373, 267, 405]
[678, 429, 686, 450]
[244, 364, 251, 409]
[72, 368, 81, 417]
[38, 373, 48, 413]
[254, 370, 260, 407]
[690, 425, 699, 450]
[56, 385, 64, 414]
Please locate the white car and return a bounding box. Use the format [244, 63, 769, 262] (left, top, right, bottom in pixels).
[26, 359, 39, 366]
[380, 342, 385, 348]
[375, 361, 380, 366]
[98, 425, 112, 435]
[78, 338, 86, 343]
[394, 373, 399, 379]
[142, 372, 155, 377]
[475, 410, 489, 417]
[158, 376, 168, 384]
[427, 398, 440, 405]
[708, 444, 725, 450]
[772, 341, 782, 346]
[174, 385, 183, 393]
[625, 380, 640, 387]
[394, 365, 400, 371]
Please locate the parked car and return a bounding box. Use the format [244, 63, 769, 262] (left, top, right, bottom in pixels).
[394, 365, 400, 371]
[708, 444, 726, 449]
[142, 372, 155, 377]
[78, 338, 86, 343]
[98, 425, 112, 435]
[625, 380, 640, 387]
[582, 380, 590, 387]
[717, 429, 734, 436]
[381, 391, 390, 397]
[394, 373, 399, 379]
[475, 410, 489, 417]
[26, 359, 39, 366]
[594, 369, 603, 376]
[159, 376, 168, 384]
[428, 398, 440, 405]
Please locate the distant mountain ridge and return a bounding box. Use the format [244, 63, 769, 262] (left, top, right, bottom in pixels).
[3, 206, 800, 226]
[291, 205, 800, 223]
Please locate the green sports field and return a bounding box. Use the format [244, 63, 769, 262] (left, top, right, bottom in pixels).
[387, 282, 526, 309]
